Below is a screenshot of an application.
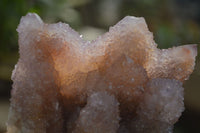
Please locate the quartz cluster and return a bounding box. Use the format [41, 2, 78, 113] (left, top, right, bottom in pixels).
[7, 13, 197, 133]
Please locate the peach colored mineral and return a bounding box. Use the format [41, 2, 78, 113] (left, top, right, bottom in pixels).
[7, 13, 197, 133]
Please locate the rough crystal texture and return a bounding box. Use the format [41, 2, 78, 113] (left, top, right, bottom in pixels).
[7, 13, 197, 133]
[132, 79, 184, 133]
[73, 92, 120, 133]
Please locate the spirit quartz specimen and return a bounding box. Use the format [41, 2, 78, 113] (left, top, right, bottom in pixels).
[7, 13, 197, 133]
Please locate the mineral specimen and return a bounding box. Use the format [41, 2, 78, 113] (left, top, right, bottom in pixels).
[7, 13, 197, 133]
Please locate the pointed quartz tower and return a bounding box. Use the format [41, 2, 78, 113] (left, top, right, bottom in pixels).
[7, 13, 197, 133]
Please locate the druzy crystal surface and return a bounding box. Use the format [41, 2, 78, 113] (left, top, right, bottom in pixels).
[7, 13, 197, 133]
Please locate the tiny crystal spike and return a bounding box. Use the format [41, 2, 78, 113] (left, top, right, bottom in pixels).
[7, 13, 197, 133]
